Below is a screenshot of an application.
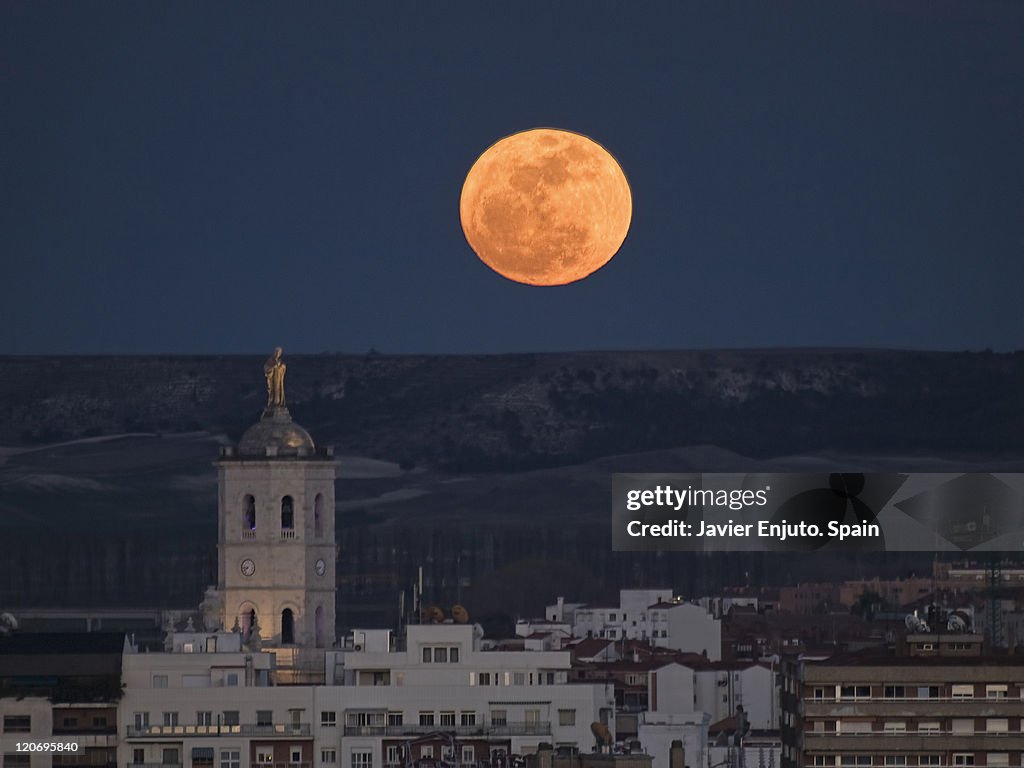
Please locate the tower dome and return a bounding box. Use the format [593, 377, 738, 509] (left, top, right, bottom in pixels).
[238, 408, 315, 457]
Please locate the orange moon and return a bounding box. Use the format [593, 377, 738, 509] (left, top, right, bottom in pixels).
[459, 128, 632, 286]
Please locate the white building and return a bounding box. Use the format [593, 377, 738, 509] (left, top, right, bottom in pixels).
[552, 590, 721, 661]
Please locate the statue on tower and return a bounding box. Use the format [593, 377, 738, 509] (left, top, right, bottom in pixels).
[264, 347, 287, 409]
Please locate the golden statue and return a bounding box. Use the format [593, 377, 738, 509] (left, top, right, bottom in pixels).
[264, 347, 287, 408]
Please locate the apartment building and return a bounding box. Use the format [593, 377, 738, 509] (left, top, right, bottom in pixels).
[782, 637, 1024, 768]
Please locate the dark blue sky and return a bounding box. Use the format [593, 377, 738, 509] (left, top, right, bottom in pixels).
[3, 2, 1022, 354]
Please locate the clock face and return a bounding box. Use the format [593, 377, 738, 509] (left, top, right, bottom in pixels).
[240, 558, 256, 577]
[315, 558, 326, 577]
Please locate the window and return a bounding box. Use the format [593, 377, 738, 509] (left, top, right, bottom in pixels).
[884, 759, 907, 767]
[133, 713, 149, 729]
[92, 717, 107, 728]
[491, 709, 507, 727]
[917, 686, 939, 699]
[220, 751, 241, 768]
[153, 674, 168, 688]
[256, 749, 274, 765]
[839, 721, 872, 734]
[162, 749, 180, 766]
[462, 747, 475, 765]
[987, 755, 1009, 768]
[883, 685, 906, 699]
[839, 758, 871, 767]
[811, 758, 828, 767]
[386, 747, 402, 767]
[243, 494, 256, 531]
[951, 719, 973, 735]
[986, 684, 1008, 699]
[257, 711, 273, 727]
[290, 748, 303, 764]
[162, 712, 179, 727]
[951, 684, 974, 699]
[222, 711, 239, 727]
[513, 672, 525, 685]
[440, 712, 456, 727]
[918, 758, 940, 767]
[952, 756, 974, 768]
[423, 647, 432, 663]
[322, 751, 337, 764]
[420, 748, 433, 760]
[351, 752, 372, 768]
[226, 673, 238, 686]
[313, 493, 324, 538]
[609, 613, 616, 621]
[479, 672, 491, 686]
[812, 687, 827, 700]
[419, 712, 434, 726]
[558, 709, 576, 726]
[4, 757, 30, 768]
[321, 711, 337, 727]
[917, 721, 940, 735]
[840, 685, 871, 700]
[197, 712, 213, 726]
[387, 712, 403, 726]
[449, 647, 460, 663]
[883, 722, 906, 734]
[987, 718, 1009, 733]
[3, 716, 30, 733]
[281, 495, 295, 530]
[434, 647, 448, 663]
[460, 711, 476, 726]
[133, 750, 145, 764]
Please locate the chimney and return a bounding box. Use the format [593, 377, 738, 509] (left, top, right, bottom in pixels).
[669, 740, 684, 768]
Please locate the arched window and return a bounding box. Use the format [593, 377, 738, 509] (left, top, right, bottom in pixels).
[281, 496, 294, 530]
[313, 493, 324, 538]
[243, 495, 256, 531]
[281, 608, 295, 644]
[241, 607, 257, 638]
[315, 605, 325, 648]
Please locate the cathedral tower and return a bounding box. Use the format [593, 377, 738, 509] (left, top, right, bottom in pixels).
[214, 349, 336, 648]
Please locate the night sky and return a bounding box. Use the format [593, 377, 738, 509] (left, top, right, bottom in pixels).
[3, 2, 1022, 355]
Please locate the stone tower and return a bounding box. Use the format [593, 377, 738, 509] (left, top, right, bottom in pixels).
[214, 351, 336, 648]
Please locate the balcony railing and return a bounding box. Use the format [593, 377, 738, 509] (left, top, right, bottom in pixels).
[126, 763, 183, 768]
[54, 727, 118, 736]
[126, 724, 310, 738]
[250, 763, 311, 768]
[342, 723, 550, 737]
[803, 695, 1016, 703]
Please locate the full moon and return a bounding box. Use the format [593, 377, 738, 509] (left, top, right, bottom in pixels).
[459, 128, 632, 286]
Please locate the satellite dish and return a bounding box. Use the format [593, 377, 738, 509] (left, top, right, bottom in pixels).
[420, 606, 444, 624]
[0, 613, 17, 636]
[947, 614, 967, 633]
[590, 722, 612, 745]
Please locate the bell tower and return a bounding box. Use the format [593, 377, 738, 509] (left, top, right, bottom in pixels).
[213, 348, 336, 648]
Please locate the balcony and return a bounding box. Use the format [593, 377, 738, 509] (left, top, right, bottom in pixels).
[52, 733, 119, 748]
[126, 724, 311, 739]
[803, 696, 1022, 718]
[802, 731, 1024, 751]
[342, 723, 551, 738]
